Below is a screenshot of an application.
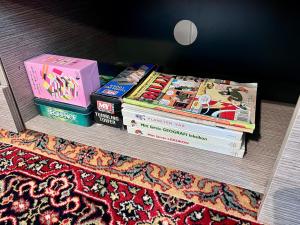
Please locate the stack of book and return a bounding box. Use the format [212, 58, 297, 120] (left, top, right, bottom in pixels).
[122, 71, 257, 158]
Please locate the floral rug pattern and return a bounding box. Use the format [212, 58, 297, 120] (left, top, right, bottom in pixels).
[0, 143, 261, 225]
[0, 129, 262, 222]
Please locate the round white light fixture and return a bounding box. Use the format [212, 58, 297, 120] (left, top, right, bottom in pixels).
[174, 20, 198, 46]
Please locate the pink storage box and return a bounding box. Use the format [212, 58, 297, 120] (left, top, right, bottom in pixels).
[24, 54, 100, 108]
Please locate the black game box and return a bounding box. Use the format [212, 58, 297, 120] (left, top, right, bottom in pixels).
[91, 64, 156, 128]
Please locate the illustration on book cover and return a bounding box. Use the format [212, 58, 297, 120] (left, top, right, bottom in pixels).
[126, 72, 257, 131]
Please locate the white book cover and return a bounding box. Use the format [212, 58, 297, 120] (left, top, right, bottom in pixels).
[122, 103, 243, 140]
[125, 123, 245, 158]
[123, 116, 243, 149]
[124, 118, 245, 157]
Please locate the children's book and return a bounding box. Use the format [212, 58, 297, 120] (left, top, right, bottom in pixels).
[123, 114, 243, 149]
[125, 120, 246, 158]
[124, 71, 257, 133]
[122, 103, 243, 140]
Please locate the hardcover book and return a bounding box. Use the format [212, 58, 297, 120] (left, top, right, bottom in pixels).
[123, 116, 243, 149]
[124, 71, 257, 133]
[125, 120, 246, 158]
[122, 104, 243, 140]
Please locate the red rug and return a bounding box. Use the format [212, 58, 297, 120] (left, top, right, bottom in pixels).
[0, 143, 260, 225]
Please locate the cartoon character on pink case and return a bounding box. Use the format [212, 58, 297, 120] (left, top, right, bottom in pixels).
[41, 64, 79, 100]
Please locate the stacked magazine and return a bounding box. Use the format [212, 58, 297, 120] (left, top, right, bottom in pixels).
[122, 71, 257, 157]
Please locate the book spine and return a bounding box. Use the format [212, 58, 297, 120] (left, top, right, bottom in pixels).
[128, 71, 159, 99]
[124, 119, 243, 149]
[125, 123, 245, 158]
[124, 118, 244, 151]
[122, 108, 243, 140]
[123, 98, 251, 133]
[123, 103, 243, 138]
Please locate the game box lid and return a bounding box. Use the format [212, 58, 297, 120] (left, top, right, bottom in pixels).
[34, 98, 93, 114]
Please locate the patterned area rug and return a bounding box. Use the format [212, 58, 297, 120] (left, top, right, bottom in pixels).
[0, 129, 262, 224]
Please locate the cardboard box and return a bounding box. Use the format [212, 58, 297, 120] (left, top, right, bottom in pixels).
[25, 54, 100, 108]
[91, 64, 155, 128]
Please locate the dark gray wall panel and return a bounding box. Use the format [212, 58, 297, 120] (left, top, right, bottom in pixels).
[0, 0, 117, 126]
[0, 86, 19, 132]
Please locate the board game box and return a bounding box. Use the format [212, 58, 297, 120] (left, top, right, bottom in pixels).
[91, 64, 155, 128]
[24, 54, 100, 108]
[124, 71, 257, 133]
[34, 98, 94, 127]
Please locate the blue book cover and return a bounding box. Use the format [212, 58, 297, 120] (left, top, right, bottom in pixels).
[96, 64, 155, 98]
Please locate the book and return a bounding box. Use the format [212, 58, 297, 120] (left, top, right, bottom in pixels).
[124, 117, 243, 149]
[123, 113, 243, 148]
[122, 103, 243, 140]
[125, 120, 246, 158]
[124, 71, 257, 133]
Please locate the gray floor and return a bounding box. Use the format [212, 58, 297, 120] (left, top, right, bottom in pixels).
[26, 100, 295, 194]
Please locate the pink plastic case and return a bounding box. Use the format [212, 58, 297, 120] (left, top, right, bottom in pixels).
[24, 54, 100, 108]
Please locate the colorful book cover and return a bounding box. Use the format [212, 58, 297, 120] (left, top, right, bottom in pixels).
[122, 103, 244, 138]
[95, 64, 155, 98]
[124, 71, 257, 133]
